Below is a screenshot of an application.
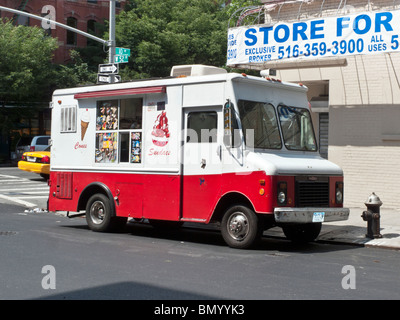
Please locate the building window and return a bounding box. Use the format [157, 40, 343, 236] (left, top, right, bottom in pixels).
[66, 17, 77, 46]
[16, 13, 29, 26]
[87, 0, 98, 3]
[87, 19, 97, 46]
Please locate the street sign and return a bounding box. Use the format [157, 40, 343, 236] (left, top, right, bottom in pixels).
[114, 47, 131, 63]
[97, 74, 121, 84]
[116, 47, 131, 55]
[114, 55, 129, 63]
[98, 63, 119, 74]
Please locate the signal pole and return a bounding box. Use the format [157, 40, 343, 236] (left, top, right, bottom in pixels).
[108, 0, 116, 83]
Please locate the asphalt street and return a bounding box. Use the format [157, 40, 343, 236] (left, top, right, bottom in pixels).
[1, 168, 400, 302]
[1, 201, 400, 301]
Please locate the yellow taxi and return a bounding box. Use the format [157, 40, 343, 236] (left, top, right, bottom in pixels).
[18, 146, 50, 179]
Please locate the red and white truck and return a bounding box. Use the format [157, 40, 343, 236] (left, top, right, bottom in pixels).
[48, 65, 349, 248]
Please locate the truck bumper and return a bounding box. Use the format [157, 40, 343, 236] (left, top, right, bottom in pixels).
[274, 207, 350, 224]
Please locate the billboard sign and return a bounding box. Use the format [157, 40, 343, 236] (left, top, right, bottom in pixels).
[227, 10, 400, 66]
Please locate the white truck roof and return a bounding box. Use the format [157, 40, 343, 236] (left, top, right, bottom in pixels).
[52, 67, 307, 98]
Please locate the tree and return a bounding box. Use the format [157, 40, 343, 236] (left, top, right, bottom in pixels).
[0, 20, 58, 105]
[0, 20, 97, 106]
[55, 50, 97, 88]
[0, 20, 96, 161]
[115, 0, 230, 78]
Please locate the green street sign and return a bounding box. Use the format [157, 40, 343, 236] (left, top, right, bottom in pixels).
[114, 55, 129, 63]
[115, 47, 131, 56]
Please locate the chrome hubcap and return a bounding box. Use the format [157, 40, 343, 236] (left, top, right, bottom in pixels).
[227, 212, 249, 241]
[90, 201, 105, 225]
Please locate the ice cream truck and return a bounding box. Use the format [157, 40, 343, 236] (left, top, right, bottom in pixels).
[48, 65, 349, 248]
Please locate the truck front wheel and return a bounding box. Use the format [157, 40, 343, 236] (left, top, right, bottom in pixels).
[86, 193, 126, 232]
[221, 205, 261, 249]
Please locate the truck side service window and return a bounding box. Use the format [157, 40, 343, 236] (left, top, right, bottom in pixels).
[187, 111, 218, 143]
[95, 100, 119, 163]
[119, 132, 130, 162]
[119, 98, 142, 163]
[95, 98, 143, 164]
[96, 100, 118, 131]
[119, 99, 142, 129]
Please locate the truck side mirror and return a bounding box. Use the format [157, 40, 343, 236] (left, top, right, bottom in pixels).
[223, 101, 232, 148]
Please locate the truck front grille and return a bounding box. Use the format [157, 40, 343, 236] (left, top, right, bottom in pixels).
[295, 177, 329, 207]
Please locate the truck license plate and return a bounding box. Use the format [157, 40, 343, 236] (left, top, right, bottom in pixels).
[313, 212, 325, 222]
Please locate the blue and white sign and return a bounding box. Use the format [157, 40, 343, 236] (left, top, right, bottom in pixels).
[227, 10, 400, 65]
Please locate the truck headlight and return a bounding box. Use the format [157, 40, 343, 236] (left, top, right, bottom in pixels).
[277, 181, 287, 205]
[278, 191, 286, 204]
[335, 182, 344, 204]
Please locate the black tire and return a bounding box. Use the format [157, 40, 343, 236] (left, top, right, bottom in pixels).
[221, 205, 261, 249]
[85, 193, 127, 232]
[282, 223, 322, 243]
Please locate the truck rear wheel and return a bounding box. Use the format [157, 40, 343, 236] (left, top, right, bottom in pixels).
[86, 193, 126, 232]
[221, 205, 261, 249]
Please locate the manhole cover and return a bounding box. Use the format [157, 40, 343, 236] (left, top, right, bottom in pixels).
[0, 231, 18, 236]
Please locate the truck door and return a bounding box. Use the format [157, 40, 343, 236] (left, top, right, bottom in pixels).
[182, 107, 223, 221]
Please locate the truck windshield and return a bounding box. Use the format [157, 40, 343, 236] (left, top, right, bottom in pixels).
[238, 100, 282, 149]
[278, 105, 317, 151]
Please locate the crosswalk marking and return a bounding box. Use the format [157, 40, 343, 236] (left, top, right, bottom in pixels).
[0, 187, 49, 192]
[0, 173, 49, 208]
[0, 194, 37, 207]
[7, 191, 49, 195]
[0, 174, 21, 179]
[18, 196, 49, 199]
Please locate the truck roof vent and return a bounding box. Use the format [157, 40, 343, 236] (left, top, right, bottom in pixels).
[170, 65, 227, 77]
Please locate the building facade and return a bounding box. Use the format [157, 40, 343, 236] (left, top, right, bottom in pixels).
[0, 0, 125, 63]
[230, 0, 400, 208]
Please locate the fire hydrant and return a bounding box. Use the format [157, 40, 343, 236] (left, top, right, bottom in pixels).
[361, 192, 383, 239]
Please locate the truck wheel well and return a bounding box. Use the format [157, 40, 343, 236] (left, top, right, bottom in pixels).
[211, 193, 255, 223]
[77, 183, 115, 216]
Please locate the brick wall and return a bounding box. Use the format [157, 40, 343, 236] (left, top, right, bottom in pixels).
[0, 0, 125, 63]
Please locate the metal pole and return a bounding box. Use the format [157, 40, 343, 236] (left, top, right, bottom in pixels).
[108, 0, 116, 83]
[109, 0, 116, 64]
[0, 5, 108, 45]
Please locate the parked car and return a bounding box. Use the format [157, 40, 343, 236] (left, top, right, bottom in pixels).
[18, 146, 51, 180]
[15, 135, 50, 160]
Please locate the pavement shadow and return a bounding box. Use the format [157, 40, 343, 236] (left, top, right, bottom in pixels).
[61, 219, 361, 254]
[37, 281, 219, 300]
[320, 224, 400, 244]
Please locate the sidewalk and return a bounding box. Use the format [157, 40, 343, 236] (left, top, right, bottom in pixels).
[265, 207, 400, 250]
